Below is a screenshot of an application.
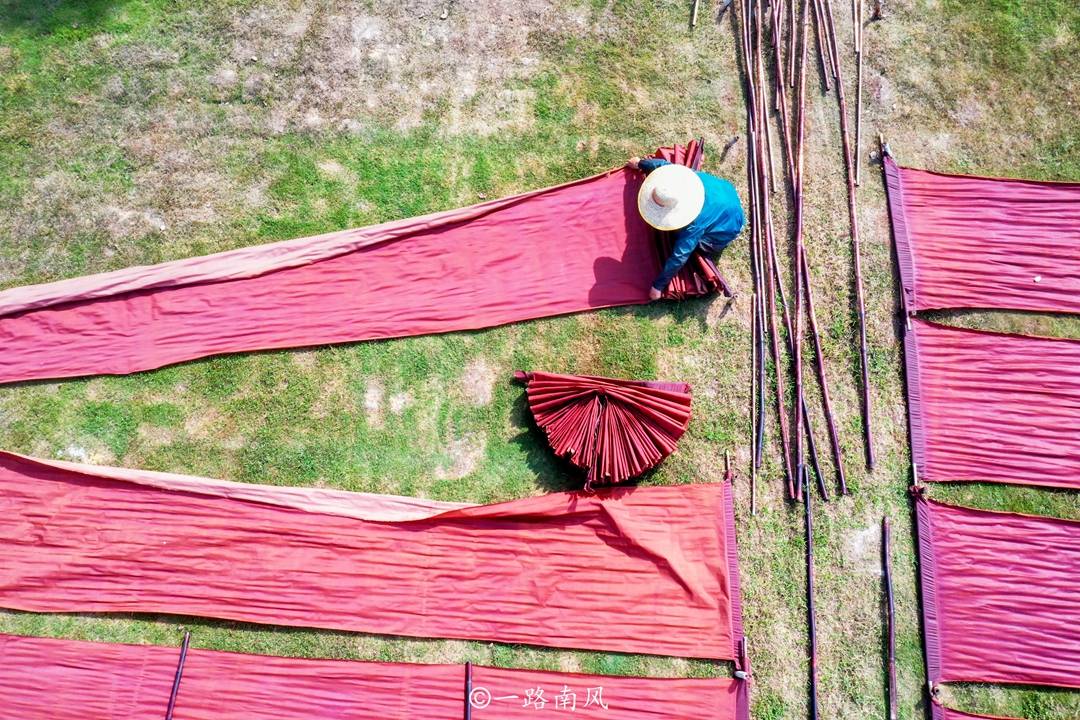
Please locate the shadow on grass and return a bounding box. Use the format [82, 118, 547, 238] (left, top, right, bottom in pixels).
[0, 0, 127, 34]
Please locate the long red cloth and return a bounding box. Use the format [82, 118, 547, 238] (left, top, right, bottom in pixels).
[517, 371, 692, 488]
[915, 494, 1080, 689]
[904, 317, 1080, 490]
[0, 451, 743, 662]
[0, 147, 725, 385]
[884, 155, 1080, 314]
[0, 633, 749, 720]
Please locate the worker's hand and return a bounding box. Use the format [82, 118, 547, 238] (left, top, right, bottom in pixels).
[648, 286, 663, 301]
[626, 156, 641, 170]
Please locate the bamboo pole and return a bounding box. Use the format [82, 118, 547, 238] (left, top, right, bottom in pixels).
[767, 231, 827, 499]
[804, 469, 820, 719]
[883, 518, 897, 720]
[800, 245, 848, 495]
[768, 0, 798, 185]
[792, 0, 811, 497]
[464, 661, 474, 720]
[854, 9, 865, 186]
[821, 0, 875, 470]
[811, 0, 832, 92]
[165, 631, 191, 720]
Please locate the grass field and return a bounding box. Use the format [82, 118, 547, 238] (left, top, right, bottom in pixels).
[1, 0, 1078, 717]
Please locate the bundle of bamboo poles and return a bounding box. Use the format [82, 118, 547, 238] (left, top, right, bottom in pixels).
[735, 0, 871, 714]
[739, 0, 871, 511]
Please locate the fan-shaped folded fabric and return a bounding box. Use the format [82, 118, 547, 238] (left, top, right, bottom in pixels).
[516, 371, 693, 487]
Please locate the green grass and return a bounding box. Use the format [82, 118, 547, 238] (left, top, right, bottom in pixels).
[0, 0, 1078, 718]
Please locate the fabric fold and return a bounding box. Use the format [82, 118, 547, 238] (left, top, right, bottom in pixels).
[0, 451, 742, 660]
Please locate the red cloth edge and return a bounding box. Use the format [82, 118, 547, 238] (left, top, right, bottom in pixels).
[721, 479, 752, 720]
[901, 317, 929, 478]
[914, 492, 943, 686]
[883, 155, 918, 313]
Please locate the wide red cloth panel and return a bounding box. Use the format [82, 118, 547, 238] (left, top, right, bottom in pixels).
[516, 371, 692, 488]
[904, 317, 1080, 490]
[884, 155, 1080, 314]
[915, 495, 1080, 689]
[0, 633, 749, 720]
[0, 146, 726, 385]
[0, 451, 743, 661]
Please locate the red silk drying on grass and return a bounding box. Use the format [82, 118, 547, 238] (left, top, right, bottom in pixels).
[930, 703, 1019, 720]
[516, 371, 692, 488]
[904, 317, 1080, 490]
[916, 494, 1080, 690]
[0, 451, 744, 662]
[0, 633, 750, 720]
[884, 155, 1080, 314]
[0, 144, 729, 386]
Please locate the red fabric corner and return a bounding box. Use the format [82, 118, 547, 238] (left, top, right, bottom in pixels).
[914, 494, 1080, 690]
[882, 157, 1080, 314]
[518, 371, 692, 487]
[0, 451, 739, 660]
[0, 633, 746, 720]
[904, 317, 1080, 490]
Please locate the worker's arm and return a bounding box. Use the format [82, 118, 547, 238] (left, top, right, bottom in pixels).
[652, 224, 703, 293]
[636, 158, 671, 174]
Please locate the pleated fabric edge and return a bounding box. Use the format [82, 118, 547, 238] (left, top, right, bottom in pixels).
[883, 155, 919, 314]
[721, 479, 752, 720]
[901, 317, 929, 478]
[914, 493, 943, 687]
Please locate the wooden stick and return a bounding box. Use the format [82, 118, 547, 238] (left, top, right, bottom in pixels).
[883, 518, 897, 720]
[818, 0, 840, 78]
[165, 631, 191, 720]
[822, 0, 875, 470]
[691, 0, 701, 28]
[800, 245, 848, 495]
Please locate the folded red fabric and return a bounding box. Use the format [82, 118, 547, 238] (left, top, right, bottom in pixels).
[0, 633, 750, 720]
[517, 371, 692, 487]
[0, 144, 726, 385]
[0, 451, 744, 662]
[916, 494, 1080, 690]
[884, 155, 1080, 314]
[904, 317, 1080, 490]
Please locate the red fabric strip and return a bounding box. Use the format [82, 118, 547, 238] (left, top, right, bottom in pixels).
[904, 317, 1080, 490]
[0, 451, 740, 660]
[884, 155, 1080, 314]
[915, 495, 1080, 689]
[517, 371, 692, 487]
[931, 704, 1021, 720]
[0, 147, 724, 386]
[0, 633, 747, 720]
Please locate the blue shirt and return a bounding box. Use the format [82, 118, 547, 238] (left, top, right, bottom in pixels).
[639, 158, 745, 291]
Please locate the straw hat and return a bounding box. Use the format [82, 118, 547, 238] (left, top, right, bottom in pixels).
[637, 164, 705, 231]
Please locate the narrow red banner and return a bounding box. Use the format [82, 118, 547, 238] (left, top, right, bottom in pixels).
[0, 633, 750, 720]
[0, 451, 743, 661]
